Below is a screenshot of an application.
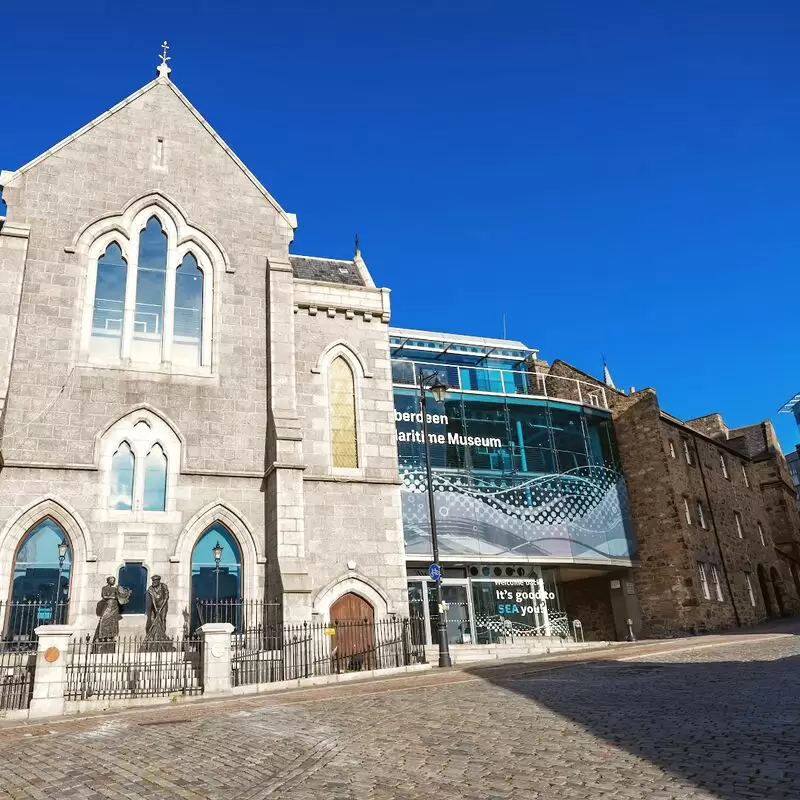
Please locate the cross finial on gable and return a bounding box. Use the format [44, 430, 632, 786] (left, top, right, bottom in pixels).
[157, 40, 172, 78]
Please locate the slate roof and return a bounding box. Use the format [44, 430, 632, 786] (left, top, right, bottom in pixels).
[290, 255, 366, 286]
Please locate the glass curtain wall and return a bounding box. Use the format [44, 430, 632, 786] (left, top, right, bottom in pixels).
[395, 391, 635, 562]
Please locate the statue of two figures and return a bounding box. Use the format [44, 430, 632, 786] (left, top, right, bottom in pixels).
[94, 575, 170, 651]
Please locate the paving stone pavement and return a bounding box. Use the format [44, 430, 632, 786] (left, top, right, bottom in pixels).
[1, 633, 799, 799]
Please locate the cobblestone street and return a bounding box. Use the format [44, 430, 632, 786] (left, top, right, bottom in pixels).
[1, 631, 799, 799]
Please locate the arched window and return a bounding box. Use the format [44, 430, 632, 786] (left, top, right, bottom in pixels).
[330, 356, 358, 468]
[110, 442, 135, 510]
[9, 519, 71, 634]
[132, 216, 168, 363]
[143, 444, 167, 512]
[174, 253, 204, 367]
[80, 199, 219, 373]
[190, 523, 242, 629]
[90, 242, 127, 360]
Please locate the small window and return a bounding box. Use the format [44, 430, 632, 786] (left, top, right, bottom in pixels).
[698, 563, 710, 600]
[757, 522, 766, 547]
[734, 512, 743, 539]
[683, 497, 692, 525]
[744, 572, 756, 606]
[719, 452, 729, 479]
[682, 439, 692, 465]
[668, 440, 676, 459]
[697, 501, 707, 529]
[710, 565, 724, 601]
[741, 463, 750, 488]
[118, 563, 148, 614]
[143, 444, 167, 512]
[110, 442, 135, 510]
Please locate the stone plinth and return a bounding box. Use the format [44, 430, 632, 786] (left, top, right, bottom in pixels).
[29, 625, 73, 719]
[199, 622, 234, 695]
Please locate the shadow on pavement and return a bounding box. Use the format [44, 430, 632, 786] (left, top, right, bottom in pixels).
[466, 647, 800, 800]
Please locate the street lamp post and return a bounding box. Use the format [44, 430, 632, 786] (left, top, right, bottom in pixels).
[419, 371, 452, 668]
[55, 539, 68, 624]
[212, 540, 223, 615]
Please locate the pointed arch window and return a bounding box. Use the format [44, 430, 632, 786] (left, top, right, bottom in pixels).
[174, 252, 204, 367]
[143, 444, 167, 512]
[9, 519, 72, 632]
[330, 356, 358, 469]
[90, 242, 127, 359]
[82, 205, 216, 373]
[132, 216, 168, 363]
[110, 442, 135, 510]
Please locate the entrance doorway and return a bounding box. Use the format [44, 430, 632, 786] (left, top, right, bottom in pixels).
[330, 592, 374, 672]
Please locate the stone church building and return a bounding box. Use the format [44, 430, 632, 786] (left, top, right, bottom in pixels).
[0, 59, 407, 635]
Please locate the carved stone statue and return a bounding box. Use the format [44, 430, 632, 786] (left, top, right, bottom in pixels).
[94, 576, 131, 645]
[145, 575, 169, 642]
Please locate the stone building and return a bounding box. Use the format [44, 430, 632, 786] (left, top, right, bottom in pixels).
[547, 361, 800, 637]
[0, 59, 407, 636]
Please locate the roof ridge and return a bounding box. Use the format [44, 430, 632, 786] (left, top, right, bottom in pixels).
[3, 76, 296, 230]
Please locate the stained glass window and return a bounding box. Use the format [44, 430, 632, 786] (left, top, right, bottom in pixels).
[330, 357, 358, 468]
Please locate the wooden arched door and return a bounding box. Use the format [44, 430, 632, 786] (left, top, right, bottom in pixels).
[330, 592, 375, 673]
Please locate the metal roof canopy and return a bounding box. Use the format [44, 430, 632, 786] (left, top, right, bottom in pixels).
[389, 327, 536, 364]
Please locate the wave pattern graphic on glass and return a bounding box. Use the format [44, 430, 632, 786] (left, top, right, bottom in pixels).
[132, 216, 167, 363]
[174, 252, 203, 367]
[90, 242, 127, 360]
[401, 464, 632, 560]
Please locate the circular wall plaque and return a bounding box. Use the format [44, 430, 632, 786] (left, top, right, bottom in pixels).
[44, 646, 60, 663]
[211, 644, 224, 659]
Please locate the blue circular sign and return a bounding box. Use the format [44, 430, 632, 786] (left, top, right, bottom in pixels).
[428, 563, 441, 581]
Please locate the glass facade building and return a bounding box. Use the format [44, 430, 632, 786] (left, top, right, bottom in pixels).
[391, 329, 637, 645]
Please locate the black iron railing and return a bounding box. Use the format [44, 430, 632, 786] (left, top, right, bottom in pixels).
[1, 600, 69, 642]
[207, 603, 423, 687]
[65, 634, 201, 700]
[0, 645, 35, 711]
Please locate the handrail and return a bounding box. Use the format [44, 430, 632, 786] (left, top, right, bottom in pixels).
[392, 359, 609, 409]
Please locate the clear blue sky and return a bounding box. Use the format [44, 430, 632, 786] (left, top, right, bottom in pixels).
[3, 2, 800, 449]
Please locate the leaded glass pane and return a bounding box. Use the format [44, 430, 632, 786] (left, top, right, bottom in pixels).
[132, 217, 167, 363]
[330, 357, 358, 468]
[174, 252, 203, 367]
[90, 242, 127, 361]
[143, 444, 167, 512]
[110, 442, 135, 510]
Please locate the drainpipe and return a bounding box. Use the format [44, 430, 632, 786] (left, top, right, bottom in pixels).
[696, 450, 741, 627]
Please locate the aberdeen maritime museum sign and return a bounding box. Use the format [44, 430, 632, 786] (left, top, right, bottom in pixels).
[394, 411, 503, 449]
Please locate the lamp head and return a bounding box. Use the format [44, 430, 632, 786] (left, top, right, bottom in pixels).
[429, 375, 449, 403]
[57, 540, 68, 561]
[212, 541, 223, 563]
